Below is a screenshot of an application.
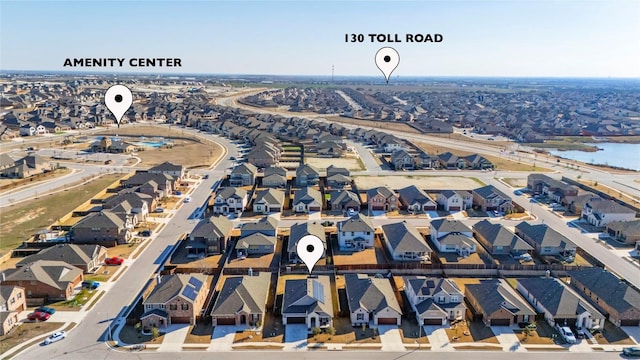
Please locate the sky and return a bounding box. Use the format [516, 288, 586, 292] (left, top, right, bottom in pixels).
[1, 0, 639, 78]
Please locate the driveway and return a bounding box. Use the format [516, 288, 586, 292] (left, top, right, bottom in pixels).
[492, 326, 525, 352]
[208, 325, 246, 351]
[623, 326, 640, 344]
[157, 324, 190, 352]
[378, 325, 405, 351]
[283, 324, 308, 351]
[423, 325, 454, 351]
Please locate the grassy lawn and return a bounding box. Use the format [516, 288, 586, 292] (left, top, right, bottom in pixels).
[117, 325, 165, 345]
[0, 173, 124, 255]
[0, 168, 72, 194]
[47, 288, 99, 311]
[0, 321, 64, 354]
[503, 178, 527, 188]
[184, 324, 212, 344]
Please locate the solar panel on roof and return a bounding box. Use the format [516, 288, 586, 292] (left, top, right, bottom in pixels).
[182, 285, 198, 301]
[426, 280, 435, 288]
[188, 276, 203, 291]
[312, 280, 324, 303]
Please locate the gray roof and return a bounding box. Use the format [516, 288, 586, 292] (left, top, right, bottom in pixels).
[104, 192, 153, 209]
[431, 219, 472, 234]
[466, 279, 536, 317]
[515, 222, 576, 249]
[123, 172, 174, 187]
[4, 260, 82, 290]
[236, 233, 276, 249]
[190, 215, 233, 239]
[16, 244, 105, 269]
[264, 166, 287, 177]
[517, 277, 604, 318]
[217, 187, 248, 200]
[585, 198, 636, 214]
[144, 273, 207, 304]
[231, 163, 258, 176]
[339, 214, 374, 233]
[367, 186, 395, 199]
[0, 286, 23, 305]
[606, 220, 640, 235]
[292, 187, 322, 205]
[241, 216, 278, 235]
[570, 267, 640, 314]
[345, 273, 402, 315]
[381, 221, 431, 254]
[72, 211, 125, 230]
[288, 221, 326, 253]
[149, 161, 183, 172]
[473, 220, 533, 251]
[473, 185, 511, 201]
[330, 190, 360, 206]
[404, 276, 465, 315]
[296, 164, 319, 177]
[326, 165, 350, 177]
[254, 188, 285, 207]
[282, 276, 333, 317]
[398, 185, 433, 205]
[437, 233, 476, 247]
[211, 272, 270, 316]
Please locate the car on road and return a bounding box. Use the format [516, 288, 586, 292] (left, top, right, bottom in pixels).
[27, 311, 50, 321]
[230, 156, 236, 160]
[154, 208, 164, 213]
[104, 257, 124, 265]
[203, 174, 209, 179]
[35, 306, 56, 315]
[82, 280, 100, 289]
[623, 346, 640, 357]
[183, 197, 191, 203]
[44, 331, 66, 345]
[488, 137, 495, 140]
[556, 325, 577, 344]
[139, 230, 152, 237]
[513, 190, 523, 196]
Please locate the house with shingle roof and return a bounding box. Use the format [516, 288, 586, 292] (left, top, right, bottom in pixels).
[253, 188, 285, 214]
[366, 186, 398, 213]
[282, 276, 333, 329]
[473, 220, 533, 257]
[472, 185, 513, 212]
[103, 191, 154, 220]
[295, 164, 320, 186]
[397, 185, 437, 213]
[148, 162, 185, 180]
[2, 260, 83, 301]
[212, 187, 248, 215]
[211, 272, 271, 326]
[345, 273, 402, 326]
[71, 210, 133, 246]
[16, 244, 107, 273]
[337, 214, 375, 251]
[235, 233, 275, 257]
[569, 267, 640, 327]
[381, 221, 432, 261]
[292, 187, 322, 213]
[581, 198, 636, 227]
[436, 190, 472, 212]
[188, 215, 233, 255]
[515, 222, 577, 258]
[262, 166, 287, 188]
[141, 273, 209, 330]
[240, 216, 278, 237]
[230, 163, 258, 187]
[403, 276, 466, 325]
[0, 286, 25, 336]
[516, 277, 605, 330]
[329, 190, 360, 213]
[465, 279, 536, 326]
[288, 221, 326, 263]
[430, 219, 476, 255]
[605, 220, 640, 245]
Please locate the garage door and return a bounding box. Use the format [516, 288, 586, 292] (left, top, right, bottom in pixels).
[490, 318, 511, 326]
[424, 206, 436, 211]
[378, 318, 397, 325]
[424, 318, 443, 325]
[171, 316, 191, 324]
[216, 317, 237, 325]
[309, 206, 321, 212]
[449, 206, 461, 211]
[286, 317, 306, 324]
[620, 319, 640, 326]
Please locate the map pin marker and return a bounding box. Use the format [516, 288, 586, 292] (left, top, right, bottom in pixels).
[297, 234, 324, 274]
[105, 85, 133, 128]
[375, 47, 400, 84]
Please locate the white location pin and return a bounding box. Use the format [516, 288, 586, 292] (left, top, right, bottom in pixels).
[296, 234, 324, 274]
[105, 85, 133, 128]
[375, 47, 400, 84]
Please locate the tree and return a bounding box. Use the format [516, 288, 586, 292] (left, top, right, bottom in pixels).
[151, 326, 160, 339]
[326, 326, 336, 336]
[312, 327, 321, 337]
[135, 322, 142, 333]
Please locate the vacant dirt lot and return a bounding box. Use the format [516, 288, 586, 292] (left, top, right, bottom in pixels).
[305, 157, 364, 171]
[354, 175, 483, 191]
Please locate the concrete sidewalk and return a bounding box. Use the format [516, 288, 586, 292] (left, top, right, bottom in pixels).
[157, 324, 190, 352]
[492, 326, 526, 352]
[208, 325, 245, 351]
[378, 325, 405, 352]
[423, 325, 454, 351]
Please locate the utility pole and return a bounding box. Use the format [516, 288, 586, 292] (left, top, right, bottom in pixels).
[331, 65, 334, 83]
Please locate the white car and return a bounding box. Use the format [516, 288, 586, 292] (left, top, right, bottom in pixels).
[556, 326, 576, 344]
[183, 197, 191, 203]
[44, 331, 66, 345]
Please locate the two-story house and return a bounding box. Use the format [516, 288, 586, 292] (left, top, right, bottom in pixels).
[337, 214, 375, 251]
[429, 219, 477, 256]
[0, 286, 26, 335]
[581, 198, 637, 227]
[366, 186, 398, 213]
[436, 190, 472, 212]
[229, 163, 258, 187]
[472, 185, 513, 212]
[188, 215, 233, 256]
[262, 166, 287, 188]
[212, 188, 248, 215]
[397, 185, 437, 213]
[288, 221, 326, 263]
[71, 210, 133, 246]
[403, 276, 466, 325]
[295, 164, 320, 186]
[282, 276, 333, 330]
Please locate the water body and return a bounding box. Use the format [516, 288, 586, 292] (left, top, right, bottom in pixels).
[549, 142, 640, 171]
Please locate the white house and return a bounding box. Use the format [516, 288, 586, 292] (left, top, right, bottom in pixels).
[429, 219, 476, 255]
[212, 188, 248, 215]
[581, 198, 636, 227]
[282, 276, 333, 330]
[337, 214, 375, 251]
[436, 190, 472, 212]
[403, 276, 466, 325]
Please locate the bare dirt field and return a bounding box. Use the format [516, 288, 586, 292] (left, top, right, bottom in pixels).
[305, 157, 364, 171]
[353, 175, 483, 191]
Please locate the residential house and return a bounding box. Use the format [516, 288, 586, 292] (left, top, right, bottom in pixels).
[472, 185, 514, 212]
[437, 152, 465, 169]
[430, 219, 476, 256]
[235, 233, 276, 257]
[240, 216, 278, 237]
[326, 173, 351, 189]
[569, 267, 640, 326]
[465, 279, 536, 326]
[103, 192, 153, 220]
[211, 187, 248, 215]
[282, 276, 333, 329]
[381, 221, 432, 261]
[581, 198, 636, 227]
[436, 190, 472, 211]
[122, 173, 176, 196]
[295, 164, 320, 186]
[211, 272, 271, 326]
[288, 221, 326, 263]
[391, 149, 415, 170]
[397, 185, 437, 213]
[148, 161, 186, 181]
[472, 220, 533, 257]
[462, 154, 494, 170]
[515, 222, 577, 258]
[71, 210, 134, 246]
[247, 143, 280, 168]
[0, 285, 26, 334]
[403, 276, 466, 325]
[527, 174, 578, 200]
[188, 216, 233, 256]
[366, 187, 398, 213]
[2, 260, 83, 301]
[516, 277, 605, 330]
[337, 214, 375, 251]
[140, 273, 209, 330]
[326, 165, 349, 177]
[345, 273, 402, 326]
[16, 244, 107, 273]
[329, 190, 360, 213]
[262, 166, 287, 188]
[292, 187, 322, 213]
[605, 220, 640, 245]
[0, 153, 52, 178]
[568, 194, 602, 215]
[253, 188, 285, 214]
[230, 163, 258, 187]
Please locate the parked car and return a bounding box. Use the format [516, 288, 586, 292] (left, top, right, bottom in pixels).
[104, 159, 113, 165]
[35, 306, 56, 315]
[82, 280, 100, 289]
[623, 346, 640, 357]
[27, 311, 50, 321]
[183, 197, 191, 203]
[321, 221, 334, 227]
[556, 325, 577, 344]
[174, 190, 182, 195]
[44, 331, 66, 345]
[104, 257, 124, 265]
[139, 230, 152, 237]
[154, 208, 164, 213]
